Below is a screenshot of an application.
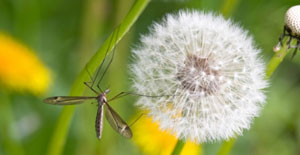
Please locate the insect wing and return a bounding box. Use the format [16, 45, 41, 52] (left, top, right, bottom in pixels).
[104, 103, 132, 138]
[43, 96, 96, 105]
[95, 103, 104, 139]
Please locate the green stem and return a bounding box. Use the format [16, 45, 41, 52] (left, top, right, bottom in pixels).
[220, 0, 240, 18]
[0, 92, 25, 155]
[266, 45, 289, 78]
[218, 45, 289, 155]
[171, 139, 185, 155]
[218, 138, 235, 155]
[46, 0, 150, 155]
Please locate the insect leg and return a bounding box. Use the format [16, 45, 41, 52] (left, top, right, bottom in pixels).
[84, 82, 100, 94]
[85, 65, 94, 82]
[107, 92, 128, 102]
[88, 28, 118, 93]
[97, 47, 116, 90]
[108, 91, 176, 102]
[128, 113, 145, 127]
[96, 26, 120, 90]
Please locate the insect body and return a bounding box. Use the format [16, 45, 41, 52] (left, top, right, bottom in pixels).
[43, 88, 132, 139]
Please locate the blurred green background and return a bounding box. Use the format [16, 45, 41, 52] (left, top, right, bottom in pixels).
[0, 0, 300, 155]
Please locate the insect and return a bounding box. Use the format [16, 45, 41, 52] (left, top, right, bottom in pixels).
[274, 5, 300, 59]
[43, 88, 132, 139]
[43, 28, 133, 139]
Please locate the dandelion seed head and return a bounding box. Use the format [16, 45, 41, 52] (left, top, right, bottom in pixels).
[285, 5, 300, 35]
[131, 10, 268, 143]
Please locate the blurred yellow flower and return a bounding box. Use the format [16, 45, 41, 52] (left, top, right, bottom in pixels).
[0, 32, 51, 95]
[132, 114, 201, 155]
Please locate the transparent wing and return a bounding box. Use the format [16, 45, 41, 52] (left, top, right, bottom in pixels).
[104, 103, 132, 138]
[43, 96, 96, 105]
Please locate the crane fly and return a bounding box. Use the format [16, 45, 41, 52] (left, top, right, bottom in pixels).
[43, 88, 132, 139]
[43, 27, 132, 139]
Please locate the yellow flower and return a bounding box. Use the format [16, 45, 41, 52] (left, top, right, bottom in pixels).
[0, 32, 51, 95]
[132, 114, 202, 155]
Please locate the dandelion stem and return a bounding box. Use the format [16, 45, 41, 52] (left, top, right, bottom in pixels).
[218, 44, 289, 155]
[46, 0, 150, 155]
[266, 45, 289, 78]
[220, 0, 240, 18]
[218, 138, 235, 155]
[0, 92, 25, 155]
[171, 139, 185, 155]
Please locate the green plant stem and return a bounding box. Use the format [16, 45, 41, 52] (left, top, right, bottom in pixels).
[46, 0, 150, 155]
[218, 138, 235, 155]
[218, 45, 289, 155]
[171, 139, 185, 155]
[266, 45, 289, 78]
[0, 92, 25, 155]
[220, 0, 240, 18]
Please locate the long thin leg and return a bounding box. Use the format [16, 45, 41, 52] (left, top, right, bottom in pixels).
[84, 65, 103, 92]
[85, 65, 94, 82]
[96, 26, 120, 90]
[129, 113, 145, 127]
[108, 91, 176, 102]
[84, 82, 99, 94]
[97, 47, 116, 89]
[107, 92, 128, 102]
[89, 28, 118, 91]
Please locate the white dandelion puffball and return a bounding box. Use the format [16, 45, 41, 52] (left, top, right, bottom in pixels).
[131, 10, 268, 143]
[285, 5, 300, 35]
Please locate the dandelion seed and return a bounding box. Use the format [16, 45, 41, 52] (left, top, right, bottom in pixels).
[131, 10, 268, 143]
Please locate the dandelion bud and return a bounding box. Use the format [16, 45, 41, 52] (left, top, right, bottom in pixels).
[274, 5, 300, 58]
[131, 10, 268, 143]
[285, 5, 300, 36]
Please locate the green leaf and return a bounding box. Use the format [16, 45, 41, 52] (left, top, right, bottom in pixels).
[171, 139, 185, 155]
